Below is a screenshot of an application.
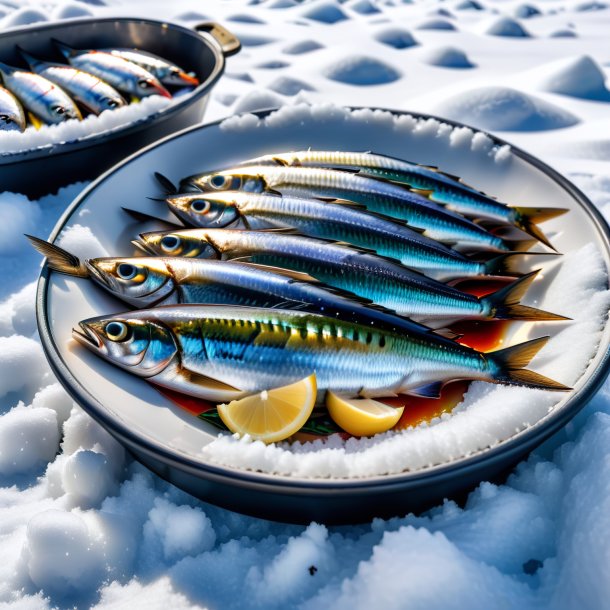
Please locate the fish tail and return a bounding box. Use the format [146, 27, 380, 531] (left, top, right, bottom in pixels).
[482, 270, 570, 321]
[154, 172, 178, 195]
[16, 46, 43, 70]
[0, 59, 17, 80]
[483, 250, 560, 276]
[25, 234, 88, 277]
[511, 207, 568, 252]
[488, 336, 571, 391]
[51, 39, 77, 59]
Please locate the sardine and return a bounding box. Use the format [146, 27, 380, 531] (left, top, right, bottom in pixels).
[0, 85, 25, 132]
[245, 151, 566, 249]
[101, 48, 199, 87]
[165, 190, 528, 280]
[0, 61, 81, 125]
[54, 40, 171, 100]
[181, 165, 530, 252]
[19, 49, 126, 115]
[26, 235, 447, 336]
[133, 228, 567, 324]
[73, 305, 570, 401]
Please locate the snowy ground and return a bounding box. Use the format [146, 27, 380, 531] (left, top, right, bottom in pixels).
[2, 0, 610, 608]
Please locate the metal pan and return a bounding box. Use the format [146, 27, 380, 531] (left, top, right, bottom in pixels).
[35, 106, 610, 524]
[0, 17, 240, 198]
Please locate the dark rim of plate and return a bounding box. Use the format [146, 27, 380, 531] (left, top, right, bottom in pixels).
[36, 106, 610, 494]
[0, 17, 226, 163]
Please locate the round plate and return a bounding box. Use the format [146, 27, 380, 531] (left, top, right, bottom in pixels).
[36, 106, 610, 524]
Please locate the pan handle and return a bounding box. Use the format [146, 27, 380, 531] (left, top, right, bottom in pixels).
[194, 22, 241, 57]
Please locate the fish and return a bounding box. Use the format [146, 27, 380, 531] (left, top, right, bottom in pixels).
[101, 48, 199, 87]
[73, 304, 570, 402]
[180, 165, 532, 252]
[26, 235, 450, 337]
[0, 61, 81, 125]
[133, 228, 567, 324]
[0, 85, 25, 132]
[19, 48, 126, 115]
[245, 151, 567, 249]
[53, 40, 171, 100]
[165, 190, 532, 280]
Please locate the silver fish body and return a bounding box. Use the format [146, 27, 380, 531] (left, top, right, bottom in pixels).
[135, 228, 564, 324]
[23, 54, 126, 115]
[74, 305, 567, 400]
[183, 164, 509, 251]
[103, 48, 199, 87]
[166, 190, 508, 280]
[0, 86, 25, 131]
[56, 43, 171, 99]
[0, 62, 81, 124]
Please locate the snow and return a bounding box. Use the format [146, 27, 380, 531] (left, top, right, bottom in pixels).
[1, 0, 610, 608]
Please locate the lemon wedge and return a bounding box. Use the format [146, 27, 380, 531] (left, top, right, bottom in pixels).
[326, 392, 404, 437]
[217, 374, 317, 443]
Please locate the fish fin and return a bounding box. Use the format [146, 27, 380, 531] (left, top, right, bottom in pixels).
[0, 60, 18, 79]
[146, 196, 168, 203]
[28, 112, 43, 130]
[481, 270, 570, 321]
[241, 215, 252, 230]
[434, 328, 462, 340]
[256, 226, 302, 235]
[16, 46, 44, 70]
[154, 172, 178, 195]
[173, 370, 242, 393]
[510, 207, 567, 251]
[231, 262, 320, 283]
[488, 337, 571, 391]
[482, 251, 557, 276]
[272, 157, 289, 166]
[405, 381, 444, 399]
[121, 206, 182, 226]
[25, 235, 88, 277]
[51, 39, 77, 59]
[410, 188, 434, 199]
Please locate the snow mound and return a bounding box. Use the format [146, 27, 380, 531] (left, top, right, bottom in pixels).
[433, 86, 579, 131]
[374, 26, 418, 49]
[417, 45, 474, 68]
[481, 16, 531, 37]
[52, 3, 92, 18]
[575, 0, 607, 10]
[549, 28, 578, 37]
[237, 33, 276, 46]
[227, 12, 267, 23]
[526, 55, 610, 100]
[174, 11, 209, 21]
[257, 60, 290, 69]
[513, 3, 541, 18]
[268, 76, 316, 95]
[323, 55, 401, 85]
[301, 1, 349, 23]
[454, 0, 484, 10]
[1, 6, 46, 27]
[268, 0, 298, 8]
[282, 39, 325, 54]
[415, 17, 457, 30]
[346, 0, 381, 15]
[233, 90, 286, 113]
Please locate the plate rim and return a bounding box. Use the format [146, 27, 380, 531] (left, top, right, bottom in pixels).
[35, 105, 610, 492]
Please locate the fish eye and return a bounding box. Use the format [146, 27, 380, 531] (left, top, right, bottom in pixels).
[191, 200, 210, 214]
[106, 99, 120, 108]
[53, 106, 66, 115]
[116, 263, 138, 280]
[210, 175, 228, 189]
[138, 79, 150, 89]
[161, 235, 181, 252]
[0, 114, 10, 123]
[105, 321, 129, 342]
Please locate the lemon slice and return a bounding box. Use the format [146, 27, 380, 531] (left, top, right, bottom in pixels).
[217, 374, 317, 443]
[326, 391, 404, 437]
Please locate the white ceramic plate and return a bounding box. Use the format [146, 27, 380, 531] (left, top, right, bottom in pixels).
[36, 106, 610, 523]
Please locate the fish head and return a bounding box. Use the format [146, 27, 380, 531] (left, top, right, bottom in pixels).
[166, 192, 240, 228]
[135, 231, 220, 259]
[164, 67, 199, 87]
[0, 111, 24, 132]
[193, 170, 266, 194]
[49, 101, 81, 123]
[73, 315, 177, 378]
[86, 257, 176, 307]
[134, 75, 171, 99]
[98, 93, 127, 112]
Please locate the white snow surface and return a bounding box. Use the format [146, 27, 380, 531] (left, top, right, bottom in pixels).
[2, 0, 610, 608]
